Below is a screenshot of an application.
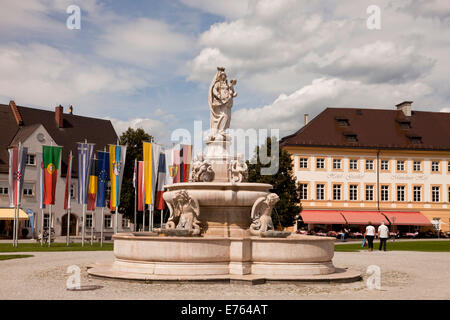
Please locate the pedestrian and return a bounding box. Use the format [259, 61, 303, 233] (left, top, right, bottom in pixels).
[378, 221, 389, 251]
[364, 221, 375, 252]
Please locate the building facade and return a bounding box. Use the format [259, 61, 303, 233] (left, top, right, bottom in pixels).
[281, 102, 450, 233]
[0, 101, 131, 239]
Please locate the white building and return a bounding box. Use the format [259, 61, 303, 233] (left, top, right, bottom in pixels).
[0, 101, 131, 239]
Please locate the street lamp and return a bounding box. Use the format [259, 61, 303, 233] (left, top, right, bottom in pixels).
[392, 216, 396, 242]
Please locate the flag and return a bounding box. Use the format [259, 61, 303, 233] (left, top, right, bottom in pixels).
[109, 144, 127, 211]
[172, 144, 181, 183]
[8, 144, 28, 207]
[36, 153, 45, 209]
[143, 142, 153, 205]
[137, 161, 145, 211]
[42, 145, 62, 205]
[164, 148, 174, 186]
[64, 151, 73, 210]
[77, 143, 95, 204]
[156, 152, 166, 210]
[182, 144, 192, 182]
[87, 158, 98, 211]
[152, 144, 161, 209]
[96, 151, 109, 208]
[132, 159, 137, 189]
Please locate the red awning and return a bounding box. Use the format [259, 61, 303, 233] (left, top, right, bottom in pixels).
[382, 211, 432, 226]
[339, 211, 389, 225]
[300, 210, 347, 224]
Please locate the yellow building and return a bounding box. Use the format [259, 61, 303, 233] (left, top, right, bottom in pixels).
[281, 102, 450, 234]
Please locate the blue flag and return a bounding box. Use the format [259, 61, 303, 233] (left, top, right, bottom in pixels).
[96, 151, 110, 208]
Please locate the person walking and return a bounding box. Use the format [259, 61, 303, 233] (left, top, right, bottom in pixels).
[364, 222, 375, 252]
[378, 221, 389, 251]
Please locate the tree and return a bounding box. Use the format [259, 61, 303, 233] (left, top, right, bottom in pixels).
[117, 128, 154, 221]
[247, 137, 302, 229]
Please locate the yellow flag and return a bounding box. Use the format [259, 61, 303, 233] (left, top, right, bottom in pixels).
[109, 145, 117, 210]
[143, 142, 152, 204]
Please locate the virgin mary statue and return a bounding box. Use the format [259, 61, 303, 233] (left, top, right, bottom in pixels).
[208, 67, 237, 141]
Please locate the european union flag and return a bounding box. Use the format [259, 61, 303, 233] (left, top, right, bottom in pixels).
[96, 151, 110, 208]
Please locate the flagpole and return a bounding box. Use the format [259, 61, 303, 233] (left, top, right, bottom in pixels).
[66, 208, 71, 246]
[48, 204, 52, 247]
[150, 205, 153, 232]
[161, 209, 163, 230]
[40, 209, 44, 246]
[143, 204, 146, 232]
[100, 207, 104, 247]
[90, 210, 94, 246]
[82, 204, 86, 247]
[134, 158, 137, 232]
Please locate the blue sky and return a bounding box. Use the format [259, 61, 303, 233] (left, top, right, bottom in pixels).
[0, 0, 449, 145]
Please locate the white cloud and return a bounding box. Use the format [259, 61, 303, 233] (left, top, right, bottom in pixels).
[231, 77, 433, 132]
[0, 43, 149, 108]
[95, 18, 192, 68]
[179, 0, 251, 19]
[106, 117, 171, 144]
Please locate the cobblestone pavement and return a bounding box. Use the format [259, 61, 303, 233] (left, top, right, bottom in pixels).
[1, 250, 449, 299]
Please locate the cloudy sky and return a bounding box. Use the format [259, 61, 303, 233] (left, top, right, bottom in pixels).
[0, 0, 449, 145]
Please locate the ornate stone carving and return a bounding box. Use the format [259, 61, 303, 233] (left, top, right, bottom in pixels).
[190, 154, 215, 182]
[229, 154, 248, 183]
[249, 193, 280, 236]
[208, 67, 237, 142]
[165, 190, 201, 235]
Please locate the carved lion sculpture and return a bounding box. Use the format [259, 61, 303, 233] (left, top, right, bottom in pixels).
[165, 190, 201, 235]
[190, 154, 215, 182]
[249, 193, 280, 236]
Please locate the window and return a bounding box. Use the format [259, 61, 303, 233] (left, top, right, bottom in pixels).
[365, 185, 374, 201]
[381, 160, 389, 171]
[86, 214, 93, 228]
[413, 186, 422, 202]
[333, 159, 341, 170]
[349, 185, 358, 201]
[381, 185, 389, 201]
[365, 160, 374, 171]
[344, 134, 357, 142]
[333, 184, 341, 200]
[316, 184, 325, 200]
[448, 161, 450, 173]
[299, 158, 308, 169]
[432, 186, 440, 202]
[397, 161, 405, 171]
[23, 185, 34, 196]
[299, 184, 308, 200]
[44, 214, 49, 228]
[413, 161, 421, 172]
[431, 161, 440, 172]
[448, 186, 450, 202]
[122, 218, 129, 228]
[349, 159, 358, 170]
[316, 158, 325, 169]
[0, 187, 8, 195]
[336, 118, 349, 126]
[24, 219, 31, 228]
[397, 186, 405, 202]
[104, 215, 112, 228]
[26, 154, 36, 165]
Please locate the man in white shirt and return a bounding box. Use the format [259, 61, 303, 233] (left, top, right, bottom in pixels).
[377, 222, 389, 251]
[364, 222, 376, 251]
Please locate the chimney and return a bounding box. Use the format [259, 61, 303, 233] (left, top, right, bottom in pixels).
[304, 114, 309, 126]
[396, 101, 413, 117]
[55, 105, 63, 128]
[9, 100, 23, 126]
[68, 105, 73, 115]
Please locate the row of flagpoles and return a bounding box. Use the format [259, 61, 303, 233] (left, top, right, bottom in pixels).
[8, 140, 193, 247]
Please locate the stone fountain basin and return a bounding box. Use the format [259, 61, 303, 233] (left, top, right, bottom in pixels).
[163, 182, 273, 206]
[109, 233, 335, 276]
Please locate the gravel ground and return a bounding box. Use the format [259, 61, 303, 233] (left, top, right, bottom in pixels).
[0, 250, 449, 300]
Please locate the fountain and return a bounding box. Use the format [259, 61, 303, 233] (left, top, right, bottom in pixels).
[88, 67, 360, 283]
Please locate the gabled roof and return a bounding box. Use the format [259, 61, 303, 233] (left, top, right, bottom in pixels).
[280, 107, 450, 151]
[0, 103, 118, 176]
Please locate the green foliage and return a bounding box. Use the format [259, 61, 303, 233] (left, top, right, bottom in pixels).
[247, 137, 302, 229]
[0, 254, 34, 261]
[335, 240, 450, 252]
[118, 128, 154, 220]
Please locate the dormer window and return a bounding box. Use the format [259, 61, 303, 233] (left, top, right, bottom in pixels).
[335, 117, 349, 127]
[407, 134, 422, 144]
[397, 119, 411, 129]
[343, 132, 358, 142]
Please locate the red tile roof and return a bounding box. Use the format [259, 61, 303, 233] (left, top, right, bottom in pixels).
[280, 107, 450, 151]
[0, 103, 118, 177]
